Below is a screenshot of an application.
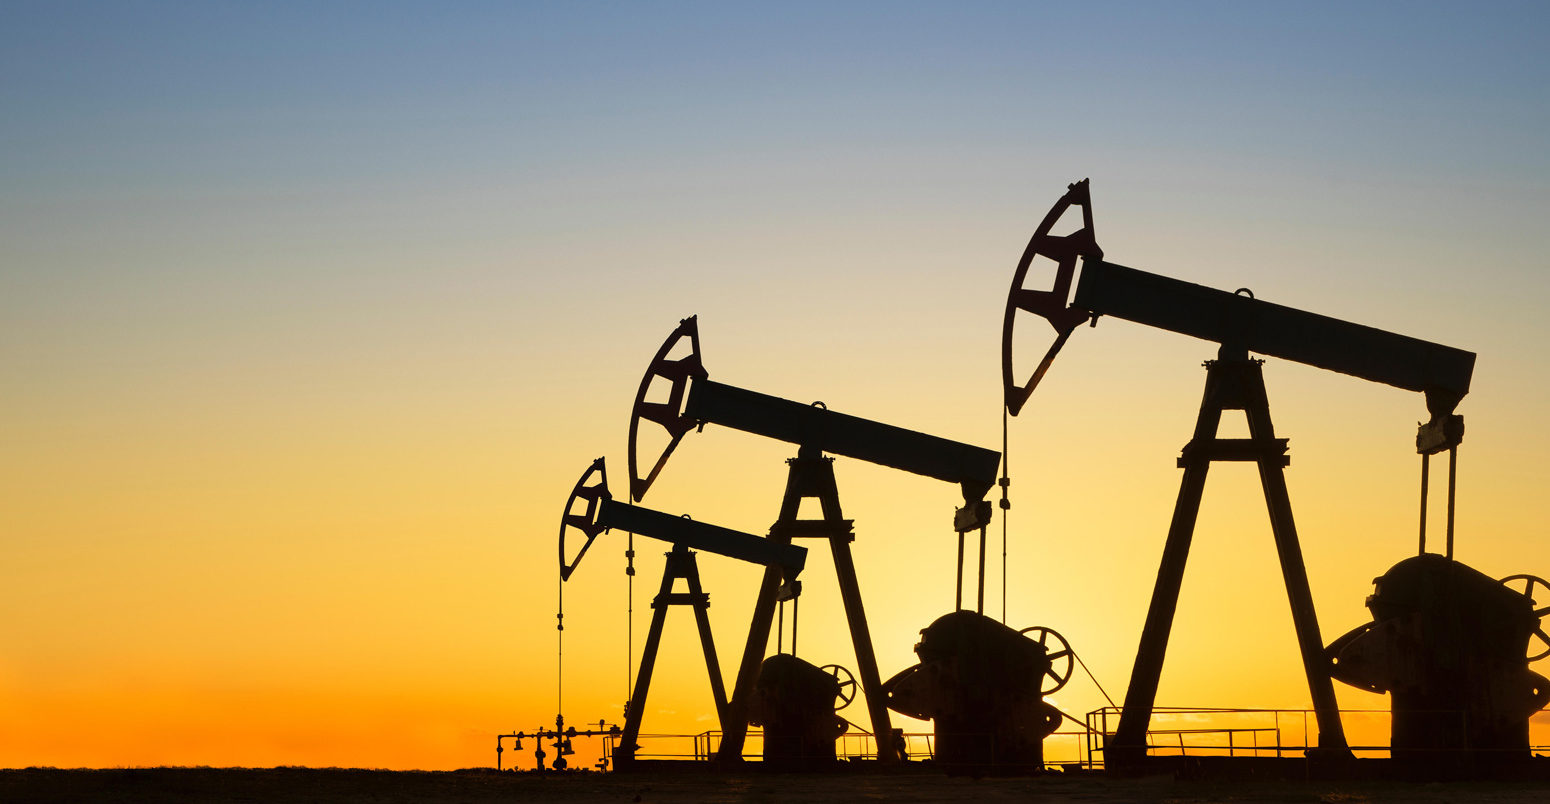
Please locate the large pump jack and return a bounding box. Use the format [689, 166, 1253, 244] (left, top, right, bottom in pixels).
[1001, 180, 1476, 765]
[559, 457, 808, 767]
[629, 317, 1002, 763]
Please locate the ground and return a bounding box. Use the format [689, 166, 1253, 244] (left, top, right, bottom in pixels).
[8, 768, 1550, 804]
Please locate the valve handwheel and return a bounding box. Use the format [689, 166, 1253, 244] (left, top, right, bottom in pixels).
[1500, 574, 1550, 661]
[1019, 626, 1074, 695]
[821, 663, 857, 710]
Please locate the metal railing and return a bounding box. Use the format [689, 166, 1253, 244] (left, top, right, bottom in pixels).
[1083, 706, 1321, 767]
[503, 707, 1550, 771]
[627, 726, 1101, 768]
[1081, 705, 1550, 768]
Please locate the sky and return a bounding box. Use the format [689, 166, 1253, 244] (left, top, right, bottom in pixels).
[4, 1, 1550, 770]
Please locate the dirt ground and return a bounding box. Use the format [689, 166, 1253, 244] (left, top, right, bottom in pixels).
[8, 767, 1550, 804]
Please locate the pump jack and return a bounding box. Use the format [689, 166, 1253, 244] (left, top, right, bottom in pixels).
[559, 457, 807, 768]
[629, 317, 1001, 763]
[1002, 180, 1475, 766]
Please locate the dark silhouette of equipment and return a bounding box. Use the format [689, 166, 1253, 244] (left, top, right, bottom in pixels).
[497, 718, 621, 771]
[883, 612, 1069, 774]
[628, 316, 1001, 763]
[1002, 180, 1476, 766]
[747, 655, 856, 768]
[559, 457, 807, 768]
[1327, 556, 1550, 774]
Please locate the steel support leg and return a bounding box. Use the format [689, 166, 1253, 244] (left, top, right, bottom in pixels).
[809, 451, 897, 763]
[616, 550, 682, 766]
[830, 533, 896, 762]
[1109, 355, 1351, 766]
[1244, 365, 1350, 756]
[685, 555, 730, 729]
[1110, 441, 1216, 764]
[715, 455, 805, 762]
[716, 548, 791, 762]
[618, 546, 725, 767]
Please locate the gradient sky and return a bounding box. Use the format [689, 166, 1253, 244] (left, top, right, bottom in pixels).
[4, 1, 1549, 770]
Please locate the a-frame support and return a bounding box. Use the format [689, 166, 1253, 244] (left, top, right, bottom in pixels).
[1108, 350, 1351, 766]
[716, 444, 898, 763]
[615, 544, 728, 768]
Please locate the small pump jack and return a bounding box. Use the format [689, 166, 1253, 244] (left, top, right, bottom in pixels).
[1002, 180, 1476, 767]
[559, 457, 807, 768]
[627, 317, 1002, 763]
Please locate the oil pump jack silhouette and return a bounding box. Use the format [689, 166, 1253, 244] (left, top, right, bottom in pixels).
[1001, 180, 1482, 767]
[558, 457, 807, 768]
[628, 317, 1002, 763]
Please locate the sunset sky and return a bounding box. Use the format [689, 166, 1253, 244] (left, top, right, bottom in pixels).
[5, 2, 1550, 770]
